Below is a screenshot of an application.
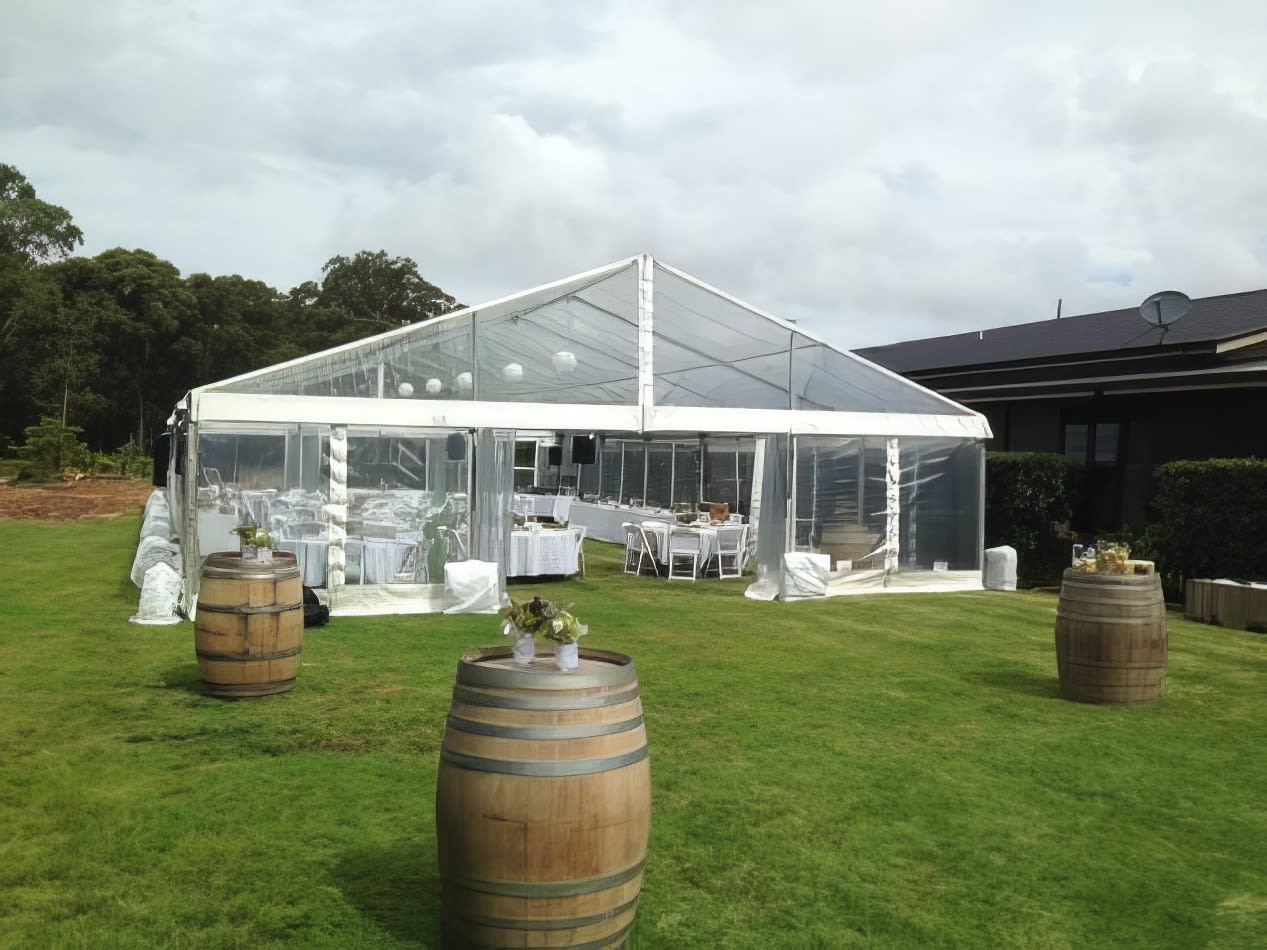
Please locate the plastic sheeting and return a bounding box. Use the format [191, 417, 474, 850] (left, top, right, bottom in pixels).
[130, 562, 182, 625]
[780, 552, 832, 600]
[442, 561, 501, 614]
[745, 435, 788, 601]
[984, 546, 1018, 591]
[131, 535, 181, 588]
[471, 428, 514, 604]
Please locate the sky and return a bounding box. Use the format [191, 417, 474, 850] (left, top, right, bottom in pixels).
[4, 0, 1267, 349]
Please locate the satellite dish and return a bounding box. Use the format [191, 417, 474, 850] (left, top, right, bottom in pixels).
[1139, 290, 1192, 328]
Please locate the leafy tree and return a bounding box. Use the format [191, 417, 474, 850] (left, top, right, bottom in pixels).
[0, 164, 84, 265]
[318, 250, 461, 332]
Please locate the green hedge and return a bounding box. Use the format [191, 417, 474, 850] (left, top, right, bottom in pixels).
[1137, 458, 1267, 599]
[985, 452, 1083, 588]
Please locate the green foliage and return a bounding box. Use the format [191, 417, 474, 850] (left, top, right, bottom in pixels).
[500, 595, 586, 643]
[1136, 457, 1267, 599]
[3, 518, 1266, 947]
[0, 163, 84, 265]
[319, 250, 462, 332]
[985, 452, 1083, 587]
[16, 416, 88, 478]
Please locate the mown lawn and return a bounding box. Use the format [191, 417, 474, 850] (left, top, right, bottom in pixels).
[1, 514, 1264, 948]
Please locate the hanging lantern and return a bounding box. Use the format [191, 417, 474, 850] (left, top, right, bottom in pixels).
[502, 362, 524, 382]
[552, 350, 578, 374]
[455, 371, 473, 393]
[425, 378, 443, 395]
[397, 382, 414, 397]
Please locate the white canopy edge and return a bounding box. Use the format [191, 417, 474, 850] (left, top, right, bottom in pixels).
[191, 392, 989, 439]
[191, 391, 643, 431]
[646, 406, 992, 439]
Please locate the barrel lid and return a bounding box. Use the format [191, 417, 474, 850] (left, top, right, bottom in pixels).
[202, 551, 300, 581]
[457, 646, 637, 690]
[1062, 567, 1159, 586]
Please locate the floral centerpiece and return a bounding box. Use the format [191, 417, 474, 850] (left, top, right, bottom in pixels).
[233, 522, 278, 563]
[500, 596, 588, 669]
[1072, 541, 1130, 575]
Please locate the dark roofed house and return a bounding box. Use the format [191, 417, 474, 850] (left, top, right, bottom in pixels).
[856, 289, 1267, 531]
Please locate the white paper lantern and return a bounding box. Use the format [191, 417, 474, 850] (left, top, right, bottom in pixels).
[397, 382, 414, 397]
[502, 362, 524, 382]
[455, 371, 473, 393]
[552, 350, 578, 373]
[425, 377, 443, 395]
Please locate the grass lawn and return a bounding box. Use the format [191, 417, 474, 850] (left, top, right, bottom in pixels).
[1, 514, 1265, 949]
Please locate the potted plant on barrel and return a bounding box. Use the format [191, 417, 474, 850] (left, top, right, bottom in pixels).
[233, 522, 278, 564]
[500, 596, 588, 670]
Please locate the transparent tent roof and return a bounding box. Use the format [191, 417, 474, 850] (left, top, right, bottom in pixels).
[201, 254, 975, 423]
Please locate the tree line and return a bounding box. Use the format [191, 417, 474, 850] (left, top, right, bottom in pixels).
[0, 162, 462, 463]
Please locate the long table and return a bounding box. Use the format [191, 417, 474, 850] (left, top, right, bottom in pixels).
[567, 500, 677, 544]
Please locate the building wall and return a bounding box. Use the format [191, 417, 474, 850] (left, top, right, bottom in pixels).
[975, 387, 1267, 530]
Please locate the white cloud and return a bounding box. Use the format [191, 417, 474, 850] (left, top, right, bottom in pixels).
[3, 0, 1267, 350]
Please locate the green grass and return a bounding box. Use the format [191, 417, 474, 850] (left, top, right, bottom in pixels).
[1, 515, 1265, 948]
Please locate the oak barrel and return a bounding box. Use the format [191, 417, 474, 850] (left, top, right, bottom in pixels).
[1055, 568, 1167, 704]
[195, 552, 304, 698]
[436, 646, 651, 949]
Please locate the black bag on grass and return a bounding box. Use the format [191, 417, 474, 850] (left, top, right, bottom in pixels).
[303, 586, 330, 627]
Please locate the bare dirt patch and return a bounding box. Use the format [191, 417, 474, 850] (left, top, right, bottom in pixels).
[0, 477, 154, 521]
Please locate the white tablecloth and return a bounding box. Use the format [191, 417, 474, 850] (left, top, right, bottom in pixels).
[514, 493, 574, 521]
[568, 501, 677, 543]
[508, 528, 580, 577]
[362, 537, 415, 584]
[278, 538, 329, 587]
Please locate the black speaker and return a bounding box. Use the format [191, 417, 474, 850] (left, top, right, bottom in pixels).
[151, 432, 169, 487]
[446, 433, 466, 461]
[570, 435, 596, 465]
[547, 444, 563, 467]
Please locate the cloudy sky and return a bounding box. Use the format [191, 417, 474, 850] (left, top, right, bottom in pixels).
[4, 0, 1267, 347]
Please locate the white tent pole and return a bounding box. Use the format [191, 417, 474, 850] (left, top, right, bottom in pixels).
[637, 254, 654, 433]
[885, 437, 900, 578]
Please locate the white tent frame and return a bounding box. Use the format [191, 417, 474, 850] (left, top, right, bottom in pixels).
[173, 253, 991, 613]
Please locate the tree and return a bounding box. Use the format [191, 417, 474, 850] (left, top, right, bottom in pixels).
[318, 250, 461, 332]
[0, 164, 84, 266]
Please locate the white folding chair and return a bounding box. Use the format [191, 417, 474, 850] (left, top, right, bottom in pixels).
[573, 525, 587, 577]
[716, 524, 749, 579]
[622, 523, 658, 576]
[667, 527, 704, 582]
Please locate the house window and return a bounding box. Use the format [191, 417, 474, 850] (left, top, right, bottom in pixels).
[1094, 423, 1120, 466]
[1063, 424, 1088, 461]
[1063, 420, 1121, 466]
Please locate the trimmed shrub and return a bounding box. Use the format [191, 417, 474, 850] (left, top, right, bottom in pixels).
[985, 452, 1083, 587]
[1136, 458, 1267, 600]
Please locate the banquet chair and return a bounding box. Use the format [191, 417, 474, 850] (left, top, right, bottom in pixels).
[716, 524, 749, 579]
[573, 525, 588, 578]
[667, 527, 704, 582]
[622, 523, 658, 577]
[396, 538, 433, 583]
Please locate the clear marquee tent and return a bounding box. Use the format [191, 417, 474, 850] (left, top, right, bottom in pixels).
[164, 254, 991, 616]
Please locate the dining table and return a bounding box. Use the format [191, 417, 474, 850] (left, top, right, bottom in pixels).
[640, 522, 722, 567]
[508, 527, 580, 577]
[361, 536, 418, 584]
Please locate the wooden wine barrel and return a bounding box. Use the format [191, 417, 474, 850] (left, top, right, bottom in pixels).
[1055, 568, 1167, 704]
[436, 646, 651, 949]
[195, 552, 304, 698]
